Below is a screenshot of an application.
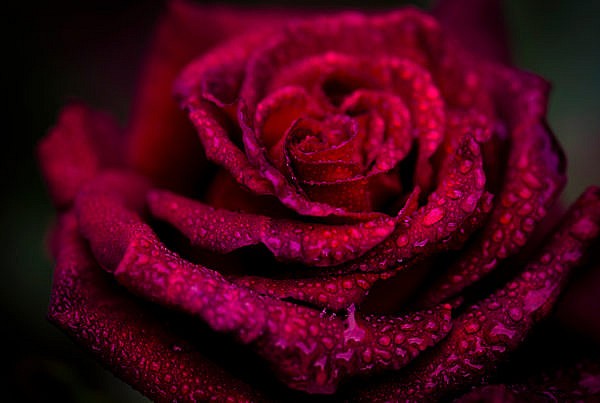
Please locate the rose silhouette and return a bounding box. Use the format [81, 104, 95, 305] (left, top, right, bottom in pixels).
[37, 0, 600, 401]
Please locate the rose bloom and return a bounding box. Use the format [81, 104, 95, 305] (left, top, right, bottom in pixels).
[38, 0, 600, 401]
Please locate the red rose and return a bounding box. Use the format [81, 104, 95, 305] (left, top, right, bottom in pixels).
[38, 0, 600, 401]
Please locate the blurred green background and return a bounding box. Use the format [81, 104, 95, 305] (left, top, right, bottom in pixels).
[4, 0, 599, 401]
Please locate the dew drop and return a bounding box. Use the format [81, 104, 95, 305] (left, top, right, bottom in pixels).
[464, 321, 480, 334]
[518, 186, 533, 200]
[423, 207, 445, 226]
[459, 159, 473, 174]
[522, 172, 543, 189]
[394, 333, 405, 345]
[396, 234, 409, 247]
[570, 217, 599, 241]
[508, 307, 523, 322]
[362, 348, 373, 363]
[513, 230, 527, 246]
[413, 239, 428, 248]
[170, 343, 184, 353]
[425, 321, 439, 332]
[378, 335, 391, 346]
[460, 194, 478, 213]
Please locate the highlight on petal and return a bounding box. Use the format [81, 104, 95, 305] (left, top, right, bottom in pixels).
[353, 187, 600, 401]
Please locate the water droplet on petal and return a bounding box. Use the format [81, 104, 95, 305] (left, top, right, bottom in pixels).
[464, 321, 480, 334]
[508, 307, 523, 322]
[423, 207, 445, 226]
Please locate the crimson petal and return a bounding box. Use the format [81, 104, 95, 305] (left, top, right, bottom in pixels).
[455, 359, 600, 402]
[69, 171, 454, 395]
[420, 70, 566, 306]
[352, 187, 600, 401]
[148, 189, 396, 267]
[48, 213, 266, 402]
[128, 0, 290, 191]
[115, 234, 453, 394]
[434, 0, 510, 63]
[336, 126, 492, 275]
[37, 104, 123, 208]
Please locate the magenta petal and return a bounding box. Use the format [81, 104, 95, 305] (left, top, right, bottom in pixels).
[353, 187, 600, 401]
[37, 104, 123, 208]
[128, 0, 291, 190]
[183, 99, 275, 194]
[455, 359, 600, 403]
[148, 189, 396, 267]
[337, 127, 493, 274]
[114, 233, 453, 393]
[420, 71, 566, 306]
[48, 213, 266, 402]
[234, 271, 384, 311]
[74, 172, 151, 271]
[434, 0, 510, 63]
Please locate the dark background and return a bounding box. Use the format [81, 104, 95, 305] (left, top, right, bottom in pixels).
[4, 1, 600, 401]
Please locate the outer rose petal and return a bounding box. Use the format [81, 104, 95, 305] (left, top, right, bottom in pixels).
[48, 213, 267, 402]
[352, 187, 600, 401]
[37, 103, 123, 208]
[434, 0, 510, 63]
[455, 360, 600, 402]
[68, 171, 456, 394]
[420, 68, 566, 306]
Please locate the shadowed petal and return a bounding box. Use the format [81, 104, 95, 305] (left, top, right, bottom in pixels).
[434, 0, 510, 63]
[128, 0, 290, 191]
[336, 126, 493, 275]
[37, 104, 123, 208]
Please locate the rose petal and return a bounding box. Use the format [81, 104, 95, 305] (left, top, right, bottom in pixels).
[75, 172, 151, 271]
[148, 189, 396, 267]
[455, 360, 600, 402]
[353, 187, 600, 401]
[185, 100, 275, 194]
[115, 234, 453, 394]
[128, 0, 289, 190]
[233, 190, 422, 311]
[434, 0, 510, 63]
[233, 271, 384, 312]
[37, 103, 123, 208]
[420, 70, 566, 306]
[48, 213, 266, 402]
[336, 127, 492, 274]
[68, 169, 454, 395]
[237, 10, 443, 217]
